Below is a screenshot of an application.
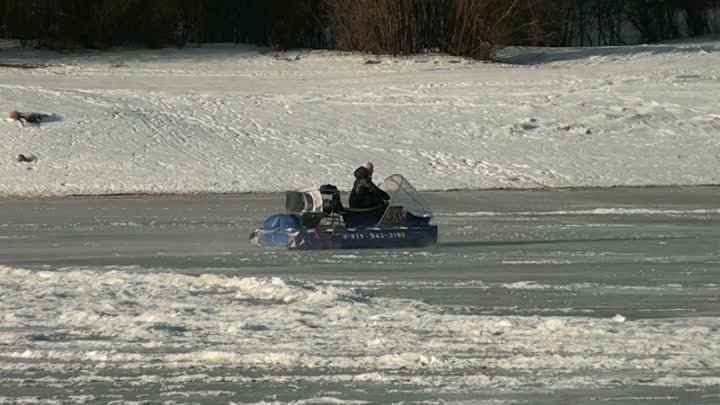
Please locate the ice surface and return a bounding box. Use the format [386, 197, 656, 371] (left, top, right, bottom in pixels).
[1, 264, 719, 400]
[0, 192, 719, 402]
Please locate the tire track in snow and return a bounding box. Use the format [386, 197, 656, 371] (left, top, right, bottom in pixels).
[190, 96, 262, 179]
[400, 148, 567, 188]
[134, 95, 211, 164]
[149, 94, 299, 186]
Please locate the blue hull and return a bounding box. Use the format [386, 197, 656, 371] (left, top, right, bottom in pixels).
[251, 226, 438, 250]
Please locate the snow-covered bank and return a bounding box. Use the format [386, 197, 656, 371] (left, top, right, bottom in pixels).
[1, 40, 719, 196]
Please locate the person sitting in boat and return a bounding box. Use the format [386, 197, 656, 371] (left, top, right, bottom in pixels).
[349, 162, 390, 209]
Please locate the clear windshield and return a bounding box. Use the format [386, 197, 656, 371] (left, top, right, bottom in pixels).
[380, 174, 433, 217]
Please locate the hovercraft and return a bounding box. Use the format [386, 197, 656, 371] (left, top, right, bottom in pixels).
[250, 174, 438, 250]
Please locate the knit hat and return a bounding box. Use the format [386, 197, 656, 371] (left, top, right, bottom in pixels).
[360, 162, 374, 176]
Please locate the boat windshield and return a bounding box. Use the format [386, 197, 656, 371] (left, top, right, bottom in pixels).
[380, 174, 432, 217]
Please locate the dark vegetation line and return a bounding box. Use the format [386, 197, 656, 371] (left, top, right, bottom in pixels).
[1, 0, 719, 59]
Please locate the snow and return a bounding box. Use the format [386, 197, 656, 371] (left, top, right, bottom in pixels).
[1, 39, 720, 196]
[1, 264, 718, 395]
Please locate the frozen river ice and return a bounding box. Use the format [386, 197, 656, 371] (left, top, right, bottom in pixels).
[1, 187, 719, 404]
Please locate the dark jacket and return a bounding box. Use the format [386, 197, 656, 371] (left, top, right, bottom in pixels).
[349, 167, 391, 209]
